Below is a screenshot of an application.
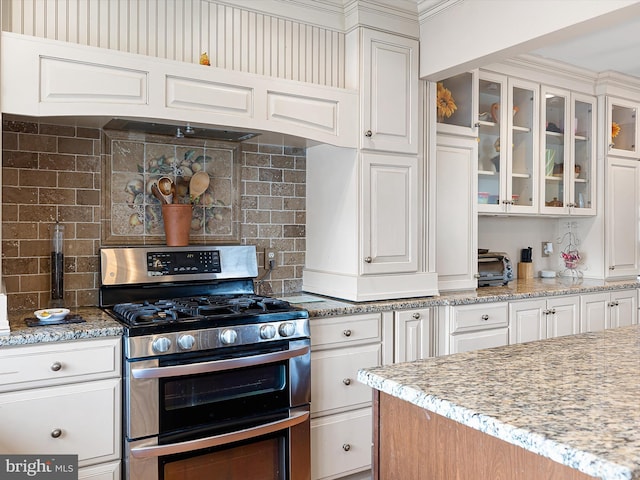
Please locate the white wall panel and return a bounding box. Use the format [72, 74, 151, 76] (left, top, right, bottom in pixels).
[4, 0, 345, 87]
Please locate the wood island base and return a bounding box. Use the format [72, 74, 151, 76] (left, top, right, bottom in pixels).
[373, 391, 596, 480]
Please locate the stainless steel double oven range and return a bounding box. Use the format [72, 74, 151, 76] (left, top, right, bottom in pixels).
[100, 246, 311, 480]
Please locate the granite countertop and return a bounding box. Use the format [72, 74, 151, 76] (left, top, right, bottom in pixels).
[286, 277, 640, 318]
[0, 307, 123, 347]
[2, 277, 637, 346]
[358, 325, 640, 480]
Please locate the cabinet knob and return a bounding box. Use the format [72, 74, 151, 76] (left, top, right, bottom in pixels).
[609, 143, 615, 149]
[343, 329, 352, 337]
[481, 314, 489, 321]
[364, 130, 373, 138]
[50, 362, 62, 372]
[412, 312, 421, 319]
[474, 273, 481, 279]
[550, 308, 556, 315]
[51, 429, 62, 439]
[543, 309, 549, 315]
[343, 378, 352, 386]
[342, 444, 351, 452]
[609, 265, 615, 270]
[364, 256, 372, 263]
[615, 301, 620, 306]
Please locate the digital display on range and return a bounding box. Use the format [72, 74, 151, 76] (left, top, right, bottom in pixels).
[147, 250, 222, 276]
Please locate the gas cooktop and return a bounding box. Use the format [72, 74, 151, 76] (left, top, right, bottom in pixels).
[109, 294, 307, 333]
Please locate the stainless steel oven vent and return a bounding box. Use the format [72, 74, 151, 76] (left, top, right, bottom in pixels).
[103, 118, 260, 142]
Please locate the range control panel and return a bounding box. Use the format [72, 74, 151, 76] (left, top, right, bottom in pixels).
[147, 250, 222, 276]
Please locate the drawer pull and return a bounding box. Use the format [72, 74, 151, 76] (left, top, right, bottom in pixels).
[342, 378, 351, 386]
[51, 429, 62, 439]
[50, 362, 62, 372]
[342, 329, 352, 337]
[412, 312, 421, 319]
[481, 314, 489, 321]
[364, 256, 372, 263]
[342, 444, 351, 452]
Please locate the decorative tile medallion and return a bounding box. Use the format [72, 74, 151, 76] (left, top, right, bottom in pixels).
[102, 131, 240, 245]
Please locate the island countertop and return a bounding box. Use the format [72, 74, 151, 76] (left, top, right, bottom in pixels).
[358, 325, 640, 480]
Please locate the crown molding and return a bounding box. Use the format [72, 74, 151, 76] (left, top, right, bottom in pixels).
[595, 71, 640, 99]
[417, 0, 463, 24]
[344, 0, 419, 36]
[213, 0, 421, 35]
[212, 0, 347, 30]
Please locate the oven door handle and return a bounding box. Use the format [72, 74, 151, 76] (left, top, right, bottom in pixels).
[131, 344, 310, 379]
[129, 409, 309, 458]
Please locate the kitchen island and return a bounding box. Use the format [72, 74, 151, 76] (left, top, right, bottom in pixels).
[358, 324, 640, 480]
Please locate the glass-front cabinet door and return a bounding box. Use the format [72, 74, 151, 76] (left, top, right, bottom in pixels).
[477, 72, 537, 214]
[540, 86, 569, 214]
[508, 79, 538, 213]
[571, 93, 596, 215]
[540, 86, 596, 215]
[608, 97, 637, 158]
[436, 70, 478, 137]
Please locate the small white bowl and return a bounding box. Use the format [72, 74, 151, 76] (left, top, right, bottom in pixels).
[34, 308, 70, 322]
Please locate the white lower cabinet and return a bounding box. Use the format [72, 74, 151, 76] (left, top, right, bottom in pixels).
[437, 303, 509, 355]
[580, 290, 638, 332]
[310, 313, 390, 480]
[394, 308, 432, 363]
[509, 296, 579, 343]
[0, 338, 121, 477]
[311, 408, 372, 480]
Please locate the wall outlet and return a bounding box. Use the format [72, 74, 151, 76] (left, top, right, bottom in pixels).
[265, 248, 277, 269]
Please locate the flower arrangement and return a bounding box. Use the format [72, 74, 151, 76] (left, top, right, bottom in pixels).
[612, 121, 621, 139]
[436, 82, 457, 122]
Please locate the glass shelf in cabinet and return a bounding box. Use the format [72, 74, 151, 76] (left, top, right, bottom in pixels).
[544, 175, 563, 182]
[511, 172, 531, 179]
[478, 169, 498, 176]
[545, 131, 564, 138]
[513, 125, 531, 133]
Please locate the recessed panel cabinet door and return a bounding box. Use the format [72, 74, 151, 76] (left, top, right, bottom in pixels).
[361, 29, 418, 154]
[605, 157, 640, 278]
[361, 153, 418, 275]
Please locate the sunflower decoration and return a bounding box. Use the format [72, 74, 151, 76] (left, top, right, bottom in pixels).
[611, 121, 621, 139]
[436, 82, 457, 122]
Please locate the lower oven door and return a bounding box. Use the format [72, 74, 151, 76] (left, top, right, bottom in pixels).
[126, 405, 310, 480]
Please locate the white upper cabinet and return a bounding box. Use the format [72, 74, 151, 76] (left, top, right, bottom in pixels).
[356, 29, 419, 154]
[361, 152, 419, 275]
[434, 134, 478, 291]
[607, 97, 638, 158]
[477, 72, 538, 214]
[605, 157, 640, 278]
[540, 87, 596, 216]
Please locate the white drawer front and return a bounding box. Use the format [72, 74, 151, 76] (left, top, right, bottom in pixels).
[311, 314, 381, 348]
[311, 344, 380, 414]
[79, 460, 121, 480]
[0, 378, 121, 467]
[451, 303, 508, 333]
[0, 338, 120, 391]
[311, 408, 372, 480]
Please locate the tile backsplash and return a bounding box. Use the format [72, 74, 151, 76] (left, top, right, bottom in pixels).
[2, 115, 306, 311]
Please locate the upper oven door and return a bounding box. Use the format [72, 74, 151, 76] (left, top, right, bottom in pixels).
[125, 338, 310, 441]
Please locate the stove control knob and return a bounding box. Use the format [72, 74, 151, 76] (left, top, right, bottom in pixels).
[260, 324, 277, 340]
[152, 337, 172, 354]
[220, 329, 238, 345]
[278, 322, 296, 337]
[177, 334, 196, 350]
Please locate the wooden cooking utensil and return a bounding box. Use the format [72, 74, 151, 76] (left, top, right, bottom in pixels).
[189, 171, 210, 204]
